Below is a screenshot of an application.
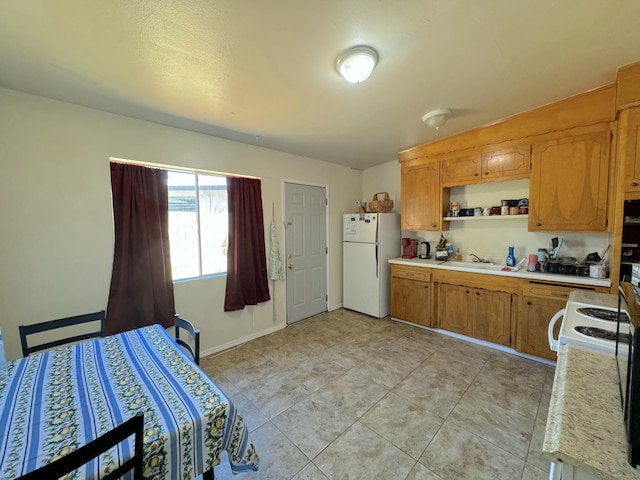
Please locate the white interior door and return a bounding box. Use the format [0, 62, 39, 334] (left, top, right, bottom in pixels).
[284, 182, 327, 324]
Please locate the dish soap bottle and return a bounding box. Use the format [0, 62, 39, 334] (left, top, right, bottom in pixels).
[506, 246, 516, 267]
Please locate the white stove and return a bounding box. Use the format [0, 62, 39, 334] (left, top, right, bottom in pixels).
[547, 293, 633, 480]
[548, 299, 630, 355]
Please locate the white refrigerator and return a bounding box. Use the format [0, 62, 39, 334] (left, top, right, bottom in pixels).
[343, 213, 401, 318]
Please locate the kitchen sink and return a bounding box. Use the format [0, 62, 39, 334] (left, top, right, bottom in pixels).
[442, 261, 518, 272]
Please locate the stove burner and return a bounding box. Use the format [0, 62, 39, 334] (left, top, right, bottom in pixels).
[574, 326, 631, 344]
[576, 307, 630, 323]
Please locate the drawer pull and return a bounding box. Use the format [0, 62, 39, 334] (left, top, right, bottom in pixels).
[633, 182, 639, 187]
[527, 301, 532, 306]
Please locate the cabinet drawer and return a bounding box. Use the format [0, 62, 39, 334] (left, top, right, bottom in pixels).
[392, 266, 431, 282]
[521, 282, 595, 300]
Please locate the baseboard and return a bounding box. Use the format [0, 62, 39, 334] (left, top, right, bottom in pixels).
[390, 317, 556, 367]
[200, 324, 286, 358]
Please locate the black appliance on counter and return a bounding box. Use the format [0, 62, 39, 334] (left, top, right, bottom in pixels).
[617, 282, 640, 467]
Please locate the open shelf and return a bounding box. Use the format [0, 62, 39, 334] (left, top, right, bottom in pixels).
[443, 215, 529, 221]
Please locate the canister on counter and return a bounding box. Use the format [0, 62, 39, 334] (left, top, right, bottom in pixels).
[537, 248, 548, 262]
[501, 205, 509, 215]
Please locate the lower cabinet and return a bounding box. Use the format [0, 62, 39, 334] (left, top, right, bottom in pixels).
[389, 264, 610, 360]
[438, 284, 511, 346]
[474, 288, 512, 346]
[390, 266, 432, 327]
[437, 284, 474, 335]
[517, 295, 565, 361]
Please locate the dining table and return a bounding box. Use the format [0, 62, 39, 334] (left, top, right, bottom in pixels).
[0, 324, 259, 479]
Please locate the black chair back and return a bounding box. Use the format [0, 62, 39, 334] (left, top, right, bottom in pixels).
[17, 411, 144, 480]
[175, 314, 200, 365]
[19, 310, 106, 357]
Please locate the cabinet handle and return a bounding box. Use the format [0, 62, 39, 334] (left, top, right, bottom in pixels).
[465, 290, 470, 294]
[536, 222, 542, 227]
[527, 301, 532, 306]
[474, 173, 478, 176]
[432, 224, 437, 228]
[485, 172, 489, 175]
[476, 291, 480, 296]
[424, 285, 428, 289]
[633, 182, 639, 187]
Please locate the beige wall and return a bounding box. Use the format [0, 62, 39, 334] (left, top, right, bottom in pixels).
[0, 88, 362, 361]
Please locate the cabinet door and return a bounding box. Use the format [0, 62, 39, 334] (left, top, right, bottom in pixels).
[390, 277, 431, 326]
[517, 296, 565, 361]
[473, 289, 511, 346]
[621, 107, 640, 193]
[438, 284, 473, 336]
[441, 152, 482, 187]
[481, 145, 531, 182]
[401, 159, 447, 231]
[529, 127, 610, 231]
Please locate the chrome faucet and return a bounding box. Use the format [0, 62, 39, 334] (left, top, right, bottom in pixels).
[470, 253, 491, 263]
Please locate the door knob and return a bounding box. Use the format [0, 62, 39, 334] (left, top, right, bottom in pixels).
[288, 263, 294, 269]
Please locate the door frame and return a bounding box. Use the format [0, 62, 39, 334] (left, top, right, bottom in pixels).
[282, 179, 330, 324]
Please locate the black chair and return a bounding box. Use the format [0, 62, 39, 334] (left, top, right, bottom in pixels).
[19, 310, 106, 357]
[17, 411, 144, 480]
[175, 314, 200, 365]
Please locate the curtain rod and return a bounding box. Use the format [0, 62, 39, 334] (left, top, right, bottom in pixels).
[109, 157, 261, 180]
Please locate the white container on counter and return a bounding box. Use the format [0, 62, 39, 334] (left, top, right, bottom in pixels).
[589, 264, 607, 278]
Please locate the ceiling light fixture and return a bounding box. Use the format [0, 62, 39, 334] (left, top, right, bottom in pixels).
[422, 109, 451, 130]
[336, 45, 378, 84]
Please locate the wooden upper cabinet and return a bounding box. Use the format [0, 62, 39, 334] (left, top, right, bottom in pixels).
[528, 125, 611, 232]
[440, 143, 531, 187]
[619, 106, 640, 193]
[481, 144, 531, 181]
[401, 159, 449, 231]
[441, 151, 481, 186]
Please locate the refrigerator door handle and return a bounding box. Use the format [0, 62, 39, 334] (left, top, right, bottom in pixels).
[375, 244, 379, 278]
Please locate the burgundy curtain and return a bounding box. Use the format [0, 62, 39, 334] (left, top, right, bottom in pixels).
[224, 177, 271, 311]
[106, 163, 175, 335]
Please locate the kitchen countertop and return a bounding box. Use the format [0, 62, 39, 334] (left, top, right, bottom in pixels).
[543, 344, 640, 479]
[569, 289, 619, 308]
[389, 257, 612, 287]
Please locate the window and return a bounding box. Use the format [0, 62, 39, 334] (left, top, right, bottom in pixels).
[167, 171, 228, 280]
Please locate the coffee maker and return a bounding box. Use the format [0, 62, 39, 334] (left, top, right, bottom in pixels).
[402, 238, 416, 258]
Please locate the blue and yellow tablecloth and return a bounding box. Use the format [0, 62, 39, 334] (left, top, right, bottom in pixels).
[0, 324, 259, 479]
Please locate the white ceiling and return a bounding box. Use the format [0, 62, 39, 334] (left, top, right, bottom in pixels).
[2, 1, 640, 170]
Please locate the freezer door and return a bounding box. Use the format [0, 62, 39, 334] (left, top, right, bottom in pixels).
[343, 214, 378, 243]
[343, 241, 382, 317]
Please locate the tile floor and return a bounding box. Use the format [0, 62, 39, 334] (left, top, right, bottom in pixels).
[200, 309, 554, 480]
